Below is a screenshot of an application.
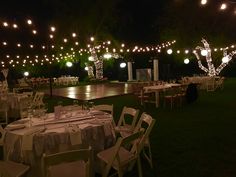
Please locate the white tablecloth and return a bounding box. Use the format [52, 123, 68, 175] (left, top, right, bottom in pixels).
[3, 109, 116, 176]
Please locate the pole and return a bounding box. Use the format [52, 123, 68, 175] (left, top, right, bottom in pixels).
[153, 59, 159, 81]
[128, 61, 133, 81]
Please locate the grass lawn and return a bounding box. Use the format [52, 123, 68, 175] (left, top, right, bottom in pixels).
[2, 78, 236, 177]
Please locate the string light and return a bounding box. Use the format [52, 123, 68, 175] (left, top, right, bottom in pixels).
[3, 22, 8, 27]
[50, 26, 56, 32]
[201, 0, 207, 5]
[220, 3, 227, 10]
[90, 37, 95, 42]
[0, 17, 176, 68]
[12, 24, 18, 28]
[72, 33, 77, 37]
[27, 19, 32, 25]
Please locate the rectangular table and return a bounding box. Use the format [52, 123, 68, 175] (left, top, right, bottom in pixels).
[143, 83, 181, 108]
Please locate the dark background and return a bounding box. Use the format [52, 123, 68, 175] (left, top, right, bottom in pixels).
[1, 0, 236, 81]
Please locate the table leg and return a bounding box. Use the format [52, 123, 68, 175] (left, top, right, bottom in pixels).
[155, 91, 160, 108]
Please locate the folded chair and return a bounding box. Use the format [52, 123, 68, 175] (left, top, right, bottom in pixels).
[120, 112, 156, 169]
[0, 161, 30, 177]
[97, 130, 144, 177]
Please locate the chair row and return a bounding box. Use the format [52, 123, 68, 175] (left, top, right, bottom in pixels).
[93, 104, 156, 170]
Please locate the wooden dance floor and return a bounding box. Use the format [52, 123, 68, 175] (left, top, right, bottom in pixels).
[44, 83, 134, 100]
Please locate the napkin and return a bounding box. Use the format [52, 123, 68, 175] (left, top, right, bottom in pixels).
[6, 124, 25, 131]
[66, 125, 82, 145]
[21, 127, 45, 151]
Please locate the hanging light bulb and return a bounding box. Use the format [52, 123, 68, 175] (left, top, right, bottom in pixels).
[27, 19, 32, 25]
[50, 26, 56, 32]
[201, 0, 207, 5]
[220, 3, 227, 10]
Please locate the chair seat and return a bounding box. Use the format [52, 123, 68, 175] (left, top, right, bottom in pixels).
[0, 161, 29, 177]
[115, 125, 133, 133]
[97, 146, 135, 170]
[48, 161, 86, 177]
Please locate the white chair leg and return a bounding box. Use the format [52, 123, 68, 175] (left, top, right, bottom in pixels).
[137, 156, 143, 177]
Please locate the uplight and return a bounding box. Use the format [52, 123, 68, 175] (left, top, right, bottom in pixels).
[66, 61, 73, 67]
[24, 71, 29, 77]
[167, 49, 173, 54]
[184, 58, 190, 64]
[120, 62, 126, 68]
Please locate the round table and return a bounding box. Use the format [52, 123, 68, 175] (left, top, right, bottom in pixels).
[4, 108, 116, 177]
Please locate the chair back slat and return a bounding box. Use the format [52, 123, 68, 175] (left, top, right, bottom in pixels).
[132, 113, 156, 153]
[117, 106, 139, 128]
[42, 147, 93, 177]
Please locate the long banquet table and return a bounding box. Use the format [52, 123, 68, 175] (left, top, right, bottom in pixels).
[3, 108, 116, 176]
[143, 83, 181, 108]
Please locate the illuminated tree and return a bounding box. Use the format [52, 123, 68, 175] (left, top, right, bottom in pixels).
[193, 38, 236, 76]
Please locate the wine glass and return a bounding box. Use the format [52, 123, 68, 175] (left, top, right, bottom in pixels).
[27, 106, 33, 127]
[41, 103, 48, 129]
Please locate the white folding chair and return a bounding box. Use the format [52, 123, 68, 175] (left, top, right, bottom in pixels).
[120, 112, 156, 169]
[97, 130, 144, 177]
[0, 161, 29, 177]
[0, 125, 6, 146]
[32, 92, 45, 108]
[41, 147, 93, 177]
[19, 97, 32, 119]
[22, 92, 34, 98]
[215, 77, 224, 90]
[0, 125, 29, 177]
[115, 106, 139, 133]
[206, 77, 215, 92]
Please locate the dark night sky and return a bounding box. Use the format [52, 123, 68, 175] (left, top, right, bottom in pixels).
[1, 0, 236, 46]
[1, 0, 236, 79]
